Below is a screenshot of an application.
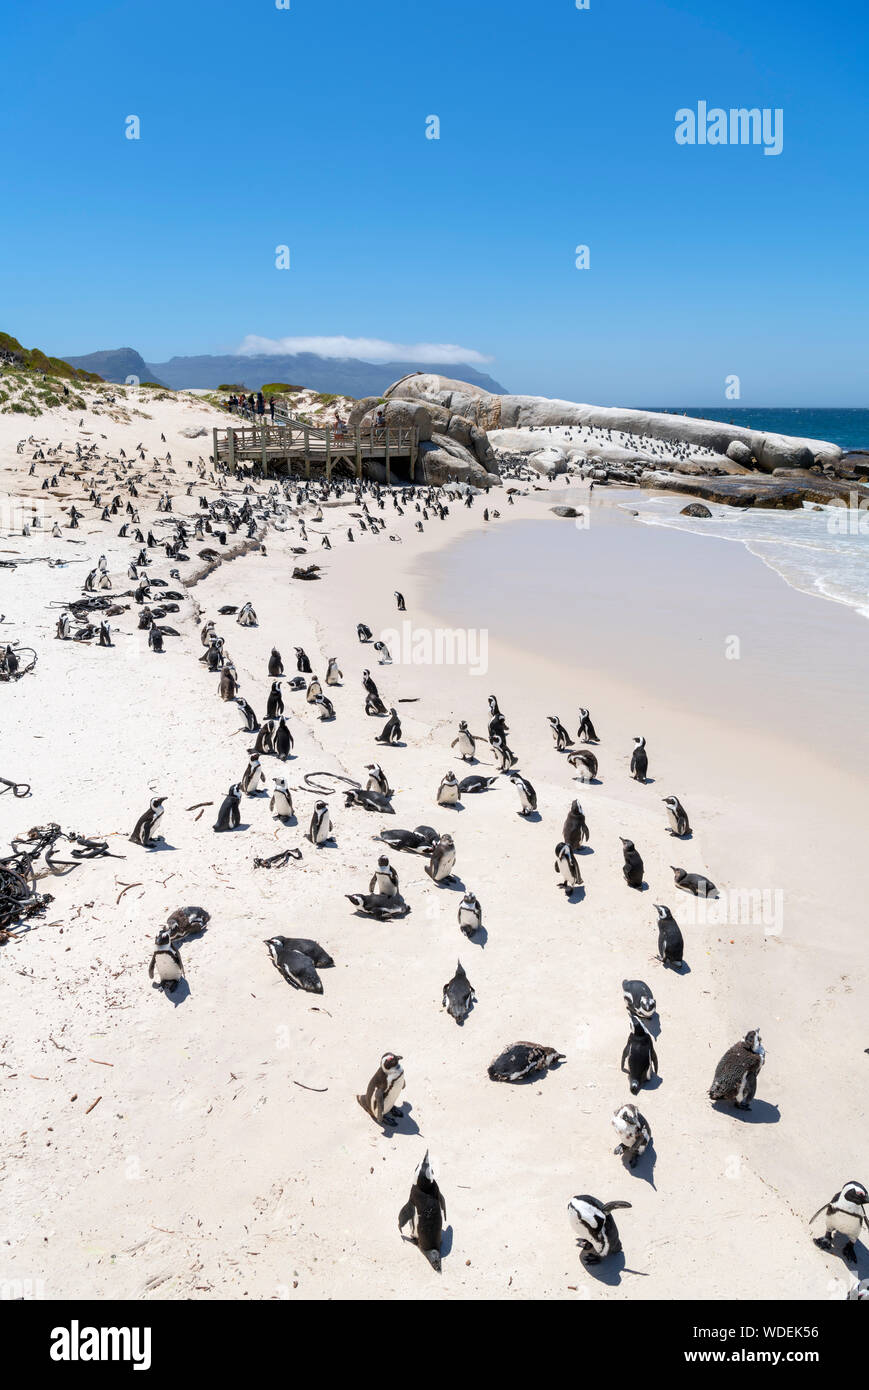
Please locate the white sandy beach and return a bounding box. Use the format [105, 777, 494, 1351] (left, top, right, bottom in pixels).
[1, 391, 866, 1302]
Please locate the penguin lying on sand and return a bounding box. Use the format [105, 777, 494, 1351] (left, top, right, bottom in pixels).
[166, 906, 210, 941]
[344, 787, 394, 814]
[264, 937, 324, 993]
[398, 1151, 446, 1273]
[346, 892, 409, 920]
[487, 1041, 565, 1083]
[671, 866, 718, 898]
[379, 825, 438, 854]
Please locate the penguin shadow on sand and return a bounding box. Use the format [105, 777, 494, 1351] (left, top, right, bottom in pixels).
[563, 884, 586, 905]
[579, 1248, 648, 1288]
[152, 977, 190, 1007]
[380, 1102, 420, 1140]
[463, 925, 488, 949]
[656, 955, 691, 976]
[711, 1097, 780, 1125]
[145, 838, 178, 853]
[619, 1142, 658, 1191]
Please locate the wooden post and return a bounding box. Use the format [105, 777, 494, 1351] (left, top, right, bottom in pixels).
[228, 428, 237, 473]
[261, 423, 269, 477]
[385, 427, 391, 485]
[304, 428, 310, 481]
[410, 426, 417, 482]
[212, 428, 220, 469]
[355, 427, 362, 481]
[325, 428, 332, 483]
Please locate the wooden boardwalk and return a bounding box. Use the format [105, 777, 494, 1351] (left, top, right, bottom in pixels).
[212, 411, 420, 483]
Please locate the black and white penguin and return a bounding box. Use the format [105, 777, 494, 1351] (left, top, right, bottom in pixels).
[273, 717, 293, 760]
[810, 1185, 869, 1265]
[306, 675, 322, 704]
[98, 620, 112, 647]
[295, 646, 312, 673]
[369, 855, 399, 897]
[129, 796, 166, 847]
[148, 928, 184, 994]
[237, 601, 257, 626]
[234, 696, 259, 732]
[442, 961, 475, 1024]
[376, 709, 402, 745]
[562, 800, 588, 849]
[307, 800, 333, 845]
[165, 905, 210, 942]
[398, 1151, 446, 1273]
[394, 591, 406, 611]
[200, 620, 216, 648]
[344, 787, 393, 814]
[490, 732, 518, 771]
[612, 1103, 652, 1168]
[451, 720, 476, 762]
[264, 937, 323, 993]
[270, 777, 294, 820]
[508, 771, 537, 816]
[576, 707, 599, 743]
[148, 626, 164, 654]
[621, 1017, 658, 1095]
[622, 979, 657, 1019]
[436, 771, 460, 806]
[254, 719, 277, 756]
[241, 754, 266, 795]
[554, 841, 583, 893]
[458, 773, 498, 794]
[629, 736, 648, 782]
[847, 1278, 869, 1299]
[357, 1052, 405, 1125]
[620, 837, 645, 889]
[266, 680, 284, 719]
[709, 1029, 765, 1110]
[654, 904, 684, 969]
[380, 825, 439, 855]
[325, 657, 342, 685]
[488, 1041, 565, 1082]
[361, 668, 379, 697]
[365, 763, 392, 796]
[548, 715, 573, 751]
[213, 784, 242, 832]
[268, 647, 283, 677]
[373, 639, 392, 664]
[218, 665, 237, 701]
[346, 892, 407, 920]
[457, 892, 482, 938]
[662, 795, 691, 837]
[671, 866, 718, 898]
[568, 1195, 631, 1264]
[425, 833, 456, 883]
[357, 622, 373, 643]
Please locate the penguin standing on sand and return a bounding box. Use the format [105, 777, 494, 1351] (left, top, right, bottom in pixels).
[568, 1196, 632, 1264]
[254, 719, 277, 756]
[357, 622, 373, 642]
[442, 961, 475, 1024]
[213, 784, 242, 832]
[709, 1030, 764, 1110]
[622, 979, 656, 1019]
[306, 675, 322, 703]
[620, 838, 645, 889]
[458, 892, 483, 938]
[654, 904, 684, 969]
[218, 665, 237, 700]
[621, 1017, 658, 1094]
[394, 591, 406, 611]
[630, 736, 648, 782]
[398, 1151, 446, 1273]
[148, 927, 184, 994]
[365, 763, 392, 796]
[273, 716, 293, 760]
[241, 754, 266, 795]
[307, 800, 333, 845]
[662, 795, 691, 837]
[490, 732, 518, 771]
[436, 771, 460, 806]
[376, 709, 402, 745]
[268, 647, 283, 676]
[548, 715, 573, 751]
[270, 777, 294, 820]
[266, 680, 284, 719]
[562, 800, 588, 849]
[234, 696, 259, 732]
[295, 647, 312, 673]
[370, 855, 399, 897]
[507, 771, 537, 816]
[148, 626, 164, 654]
[568, 748, 598, 782]
[325, 657, 342, 685]
[577, 708, 599, 743]
[451, 720, 476, 761]
[554, 841, 583, 893]
[425, 833, 456, 883]
[810, 1183, 869, 1265]
[612, 1104, 652, 1168]
[357, 1052, 405, 1126]
[130, 796, 166, 847]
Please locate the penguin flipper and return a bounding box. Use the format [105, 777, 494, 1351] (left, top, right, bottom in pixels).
[808, 1204, 830, 1226]
[148, 955, 155, 979]
[620, 1044, 630, 1072]
[397, 1201, 414, 1232]
[438, 1191, 447, 1220]
[604, 1201, 632, 1213]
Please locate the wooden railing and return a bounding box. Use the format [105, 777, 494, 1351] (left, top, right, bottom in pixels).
[211, 416, 419, 482]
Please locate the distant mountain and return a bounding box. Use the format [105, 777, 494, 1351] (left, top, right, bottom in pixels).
[62, 348, 166, 387]
[59, 347, 505, 397]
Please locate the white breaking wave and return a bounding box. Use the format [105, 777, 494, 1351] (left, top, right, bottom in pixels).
[624, 496, 869, 620]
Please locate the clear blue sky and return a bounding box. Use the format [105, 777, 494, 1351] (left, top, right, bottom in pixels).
[1, 0, 866, 404]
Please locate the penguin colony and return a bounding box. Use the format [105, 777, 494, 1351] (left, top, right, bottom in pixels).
[5, 418, 865, 1293]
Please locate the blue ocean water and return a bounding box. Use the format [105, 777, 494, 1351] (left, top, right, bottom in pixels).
[644, 407, 869, 452]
